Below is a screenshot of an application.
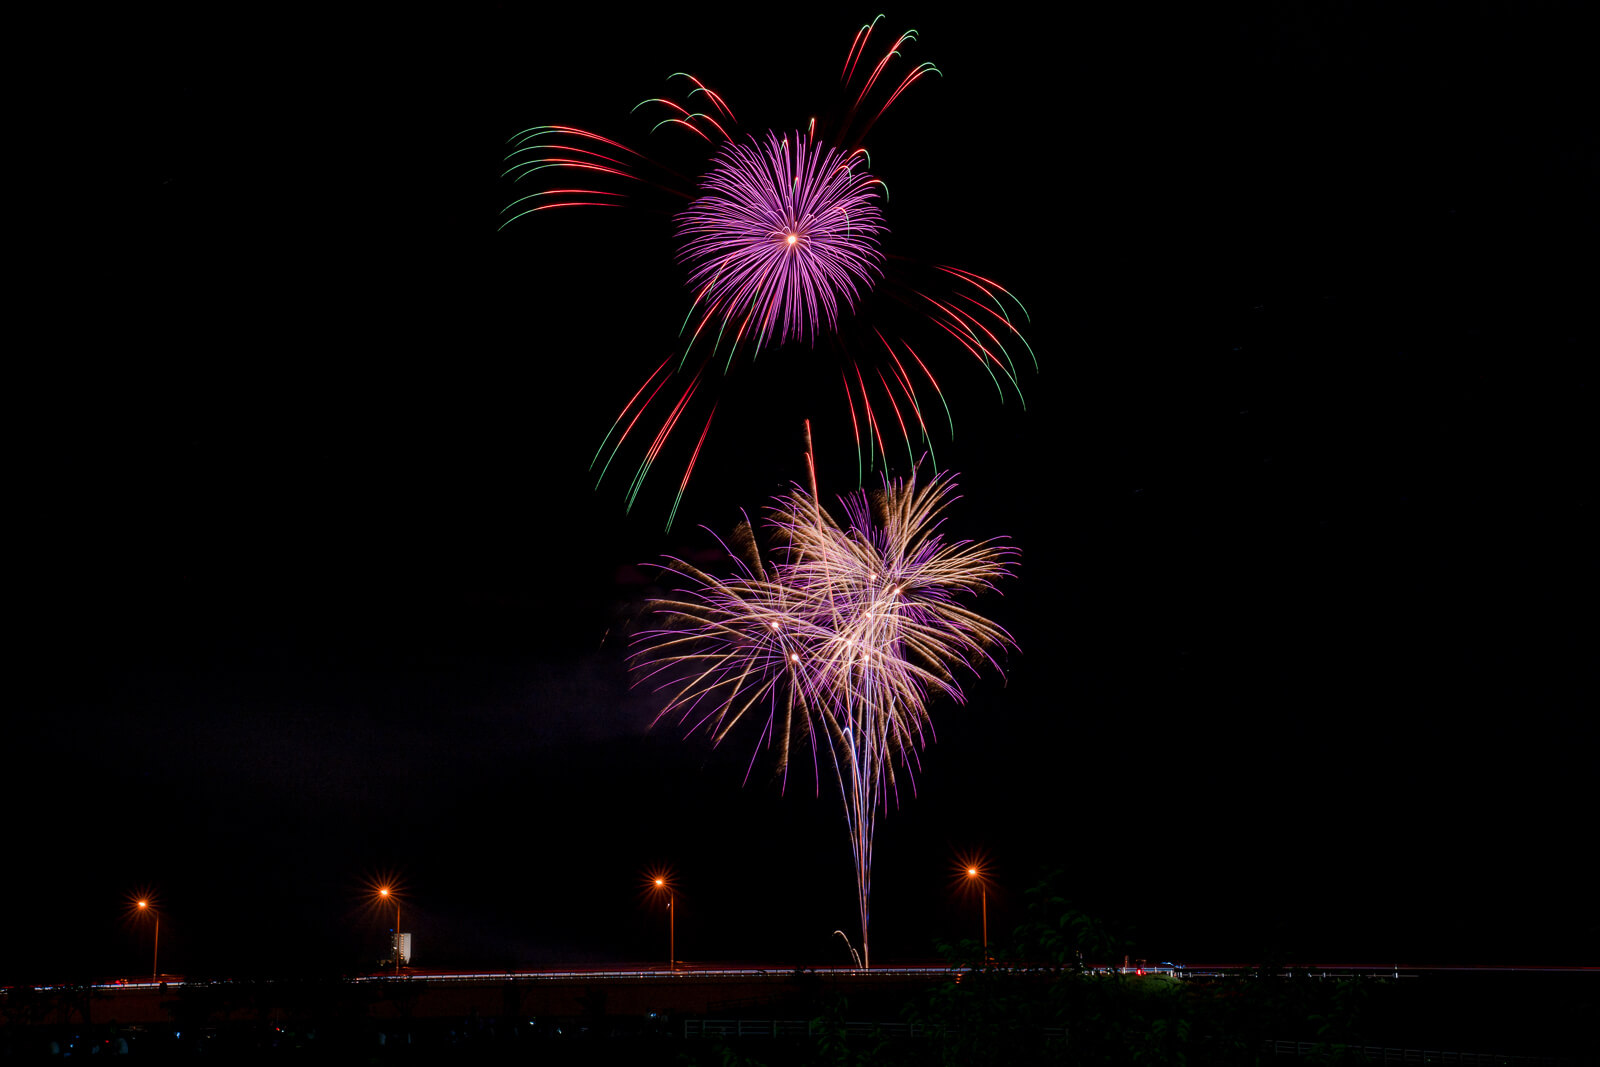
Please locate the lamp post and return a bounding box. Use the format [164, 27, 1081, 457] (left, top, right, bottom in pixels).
[136, 900, 159, 979]
[653, 878, 674, 971]
[966, 867, 987, 960]
[378, 888, 401, 975]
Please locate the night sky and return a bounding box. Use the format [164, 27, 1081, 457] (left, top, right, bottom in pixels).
[14, 5, 1592, 984]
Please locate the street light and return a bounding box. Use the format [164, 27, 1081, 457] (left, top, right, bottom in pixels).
[651, 876, 674, 971]
[966, 867, 987, 960]
[136, 900, 159, 979]
[377, 887, 402, 975]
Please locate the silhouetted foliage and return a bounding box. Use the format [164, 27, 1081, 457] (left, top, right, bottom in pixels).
[710, 867, 1389, 1065]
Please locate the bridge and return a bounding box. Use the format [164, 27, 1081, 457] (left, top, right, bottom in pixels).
[23, 961, 1594, 1027]
[17, 964, 954, 1027]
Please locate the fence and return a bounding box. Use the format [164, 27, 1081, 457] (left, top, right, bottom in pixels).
[680, 1023, 1574, 1064]
[1264, 1039, 1576, 1065]
[683, 1018, 1066, 1040]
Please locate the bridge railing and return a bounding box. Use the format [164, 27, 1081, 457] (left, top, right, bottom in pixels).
[683, 1018, 1068, 1040]
[679, 1024, 1572, 1064]
[1263, 1039, 1575, 1065]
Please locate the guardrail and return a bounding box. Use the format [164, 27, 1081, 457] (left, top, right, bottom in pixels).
[678, 1023, 1573, 1063]
[42, 962, 1599, 992]
[345, 964, 953, 984]
[1264, 1039, 1576, 1065]
[684, 1018, 1067, 1040]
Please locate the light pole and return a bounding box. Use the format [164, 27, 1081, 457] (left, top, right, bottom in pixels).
[966, 867, 987, 960]
[653, 878, 675, 971]
[378, 888, 401, 975]
[136, 900, 159, 979]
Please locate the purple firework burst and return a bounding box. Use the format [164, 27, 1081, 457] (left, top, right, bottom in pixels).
[505, 20, 1036, 522]
[677, 132, 886, 348]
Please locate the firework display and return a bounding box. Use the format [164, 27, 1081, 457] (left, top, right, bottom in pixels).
[509, 18, 1031, 968]
[633, 467, 1015, 967]
[504, 18, 1034, 524]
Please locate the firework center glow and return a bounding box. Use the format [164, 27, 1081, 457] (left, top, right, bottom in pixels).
[678, 131, 887, 347]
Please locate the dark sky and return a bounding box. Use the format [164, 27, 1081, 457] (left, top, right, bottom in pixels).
[13, 5, 1593, 983]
